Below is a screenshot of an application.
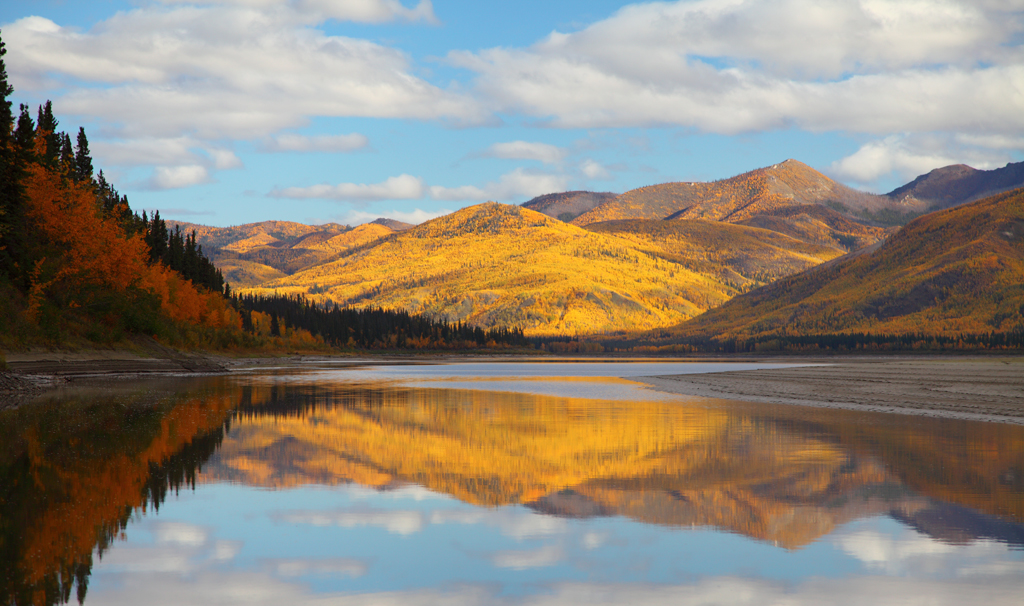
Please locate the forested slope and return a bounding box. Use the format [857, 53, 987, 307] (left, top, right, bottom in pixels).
[636, 187, 1024, 347]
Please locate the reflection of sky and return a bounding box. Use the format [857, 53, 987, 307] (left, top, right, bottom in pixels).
[244, 361, 822, 402]
[87, 483, 1024, 605]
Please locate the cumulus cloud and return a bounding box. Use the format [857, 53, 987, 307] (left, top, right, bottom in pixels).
[271, 174, 425, 201]
[429, 168, 569, 202]
[146, 165, 212, 190]
[266, 558, 368, 578]
[3, 6, 481, 141]
[491, 545, 563, 570]
[158, 0, 438, 24]
[339, 207, 450, 225]
[484, 141, 566, 164]
[453, 0, 1024, 137]
[580, 159, 611, 180]
[829, 134, 1016, 188]
[261, 133, 370, 153]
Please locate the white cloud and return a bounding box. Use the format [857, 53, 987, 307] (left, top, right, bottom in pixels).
[271, 174, 425, 201]
[485, 141, 566, 164]
[429, 168, 569, 202]
[262, 133, 370, 153]
[148, 165, 212, 190]
[829, 134, 1015, 188]
[340, 207, 450, 225]
[453, 0, 1024, 137]
[580, 159, 610, 180]
[158, 0, 439, 24]
[4, 6, 481, 142]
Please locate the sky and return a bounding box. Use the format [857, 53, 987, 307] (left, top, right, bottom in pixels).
[1, 0, 1022, 228]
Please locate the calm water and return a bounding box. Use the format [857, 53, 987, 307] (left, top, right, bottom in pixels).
[2, 361, 1023, 605]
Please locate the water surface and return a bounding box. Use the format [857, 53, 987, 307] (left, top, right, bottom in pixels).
[2, 361, 1022, 605]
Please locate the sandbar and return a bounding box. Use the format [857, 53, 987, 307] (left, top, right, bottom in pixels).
[638, 357, 1024, 425]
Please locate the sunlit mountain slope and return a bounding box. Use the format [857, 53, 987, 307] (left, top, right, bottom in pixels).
[215, 223, 397, 287]
[572, 159, 897, 226]
[654, 187, 1024, 340]
[586, 219, 842, 286]
[522, 190, 617, 222]
[245, 203, 850, 336]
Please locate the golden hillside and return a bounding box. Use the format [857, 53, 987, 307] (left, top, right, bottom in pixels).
[656, 187, 1024, 341]
[243, 203, 846, 336]
[572, 159, 899, 226]
[586, 219, 842, 286]
[215, 223, 396, 288]
[168, 219, 347, 251]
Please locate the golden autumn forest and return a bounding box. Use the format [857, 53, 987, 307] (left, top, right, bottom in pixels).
[1, 31, 1023, 354]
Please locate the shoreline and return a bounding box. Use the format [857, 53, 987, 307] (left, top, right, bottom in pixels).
[637, 357, 1024, 425]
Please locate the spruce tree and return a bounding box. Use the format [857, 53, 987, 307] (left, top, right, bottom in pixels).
[0, 30, 23, 279]
[35, 100, 59, 168]
[75, 126, 93, 183]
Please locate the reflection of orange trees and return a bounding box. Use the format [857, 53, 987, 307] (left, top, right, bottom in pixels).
[0, 385, 237, 606]
[204, 384, 902, 547]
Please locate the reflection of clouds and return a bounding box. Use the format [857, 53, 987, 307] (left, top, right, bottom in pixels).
[838, 529, 955, 567]
[278, 510, 425, 535]
[277, 506, 566, 539]
[86, 574, 1024, 606]
[267, 558, 368, 578]
[492, 546, 563, 570]
[430, 508, 567, 540]
[153, 521, 208, 546]
[834, 525, 1019, 577]
[581, 532, 607, 550]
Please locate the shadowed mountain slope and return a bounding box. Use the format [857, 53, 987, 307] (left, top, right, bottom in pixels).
[887, 161, 1024, 211]
[648, 187, 1024, 341]
[572, 159, 896, 226]
[245, 203, 847, 336]
[522, 191, 618, 222]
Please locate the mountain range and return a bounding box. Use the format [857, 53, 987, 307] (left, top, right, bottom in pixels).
[178, 159, 1024, 338]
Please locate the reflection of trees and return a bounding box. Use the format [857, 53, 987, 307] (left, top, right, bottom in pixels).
[0, 382, 236, 606]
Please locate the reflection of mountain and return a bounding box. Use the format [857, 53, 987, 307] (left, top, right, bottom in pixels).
[200, 383, 1024, 550]
[0, 380, 237, 606]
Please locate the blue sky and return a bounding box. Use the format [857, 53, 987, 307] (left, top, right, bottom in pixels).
[2, 0, 1022, 227]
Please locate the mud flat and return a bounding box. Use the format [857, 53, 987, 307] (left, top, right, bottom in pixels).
[639, 357, 1024, 424]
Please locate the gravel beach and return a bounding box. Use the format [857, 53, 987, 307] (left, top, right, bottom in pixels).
[638, 357, 1024, 424]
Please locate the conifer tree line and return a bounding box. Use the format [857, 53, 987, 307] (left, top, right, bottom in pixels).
[232, 293, 530, 349]
[140, 211, 224, 294]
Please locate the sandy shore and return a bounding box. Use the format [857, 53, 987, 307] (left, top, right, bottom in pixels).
[638, 357, 1024, 424]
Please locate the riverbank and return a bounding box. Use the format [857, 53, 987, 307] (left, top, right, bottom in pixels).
[638, 357, 1024, 424]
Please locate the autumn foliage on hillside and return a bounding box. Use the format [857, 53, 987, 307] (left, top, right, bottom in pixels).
[624, 187, 1024, 352]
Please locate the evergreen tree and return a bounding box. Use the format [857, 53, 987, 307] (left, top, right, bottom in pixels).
[0, 30, 24, 279]
[13, 103, 34, 161]
[74, 126, 93, 183]
[35, 100, 59, 168]
[59, 132, 73, 175]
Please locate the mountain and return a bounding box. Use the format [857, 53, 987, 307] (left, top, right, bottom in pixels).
[522, 190, 618, 222]
[166, 220, 348, 251]
[887, 160, 1024, 211]
[371, 217, 415, 231]
[245, 203, 846, 336]
[216, 223, 397, 288]
[646, 187, 1024, 342]
[571, 159, 898, 226]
